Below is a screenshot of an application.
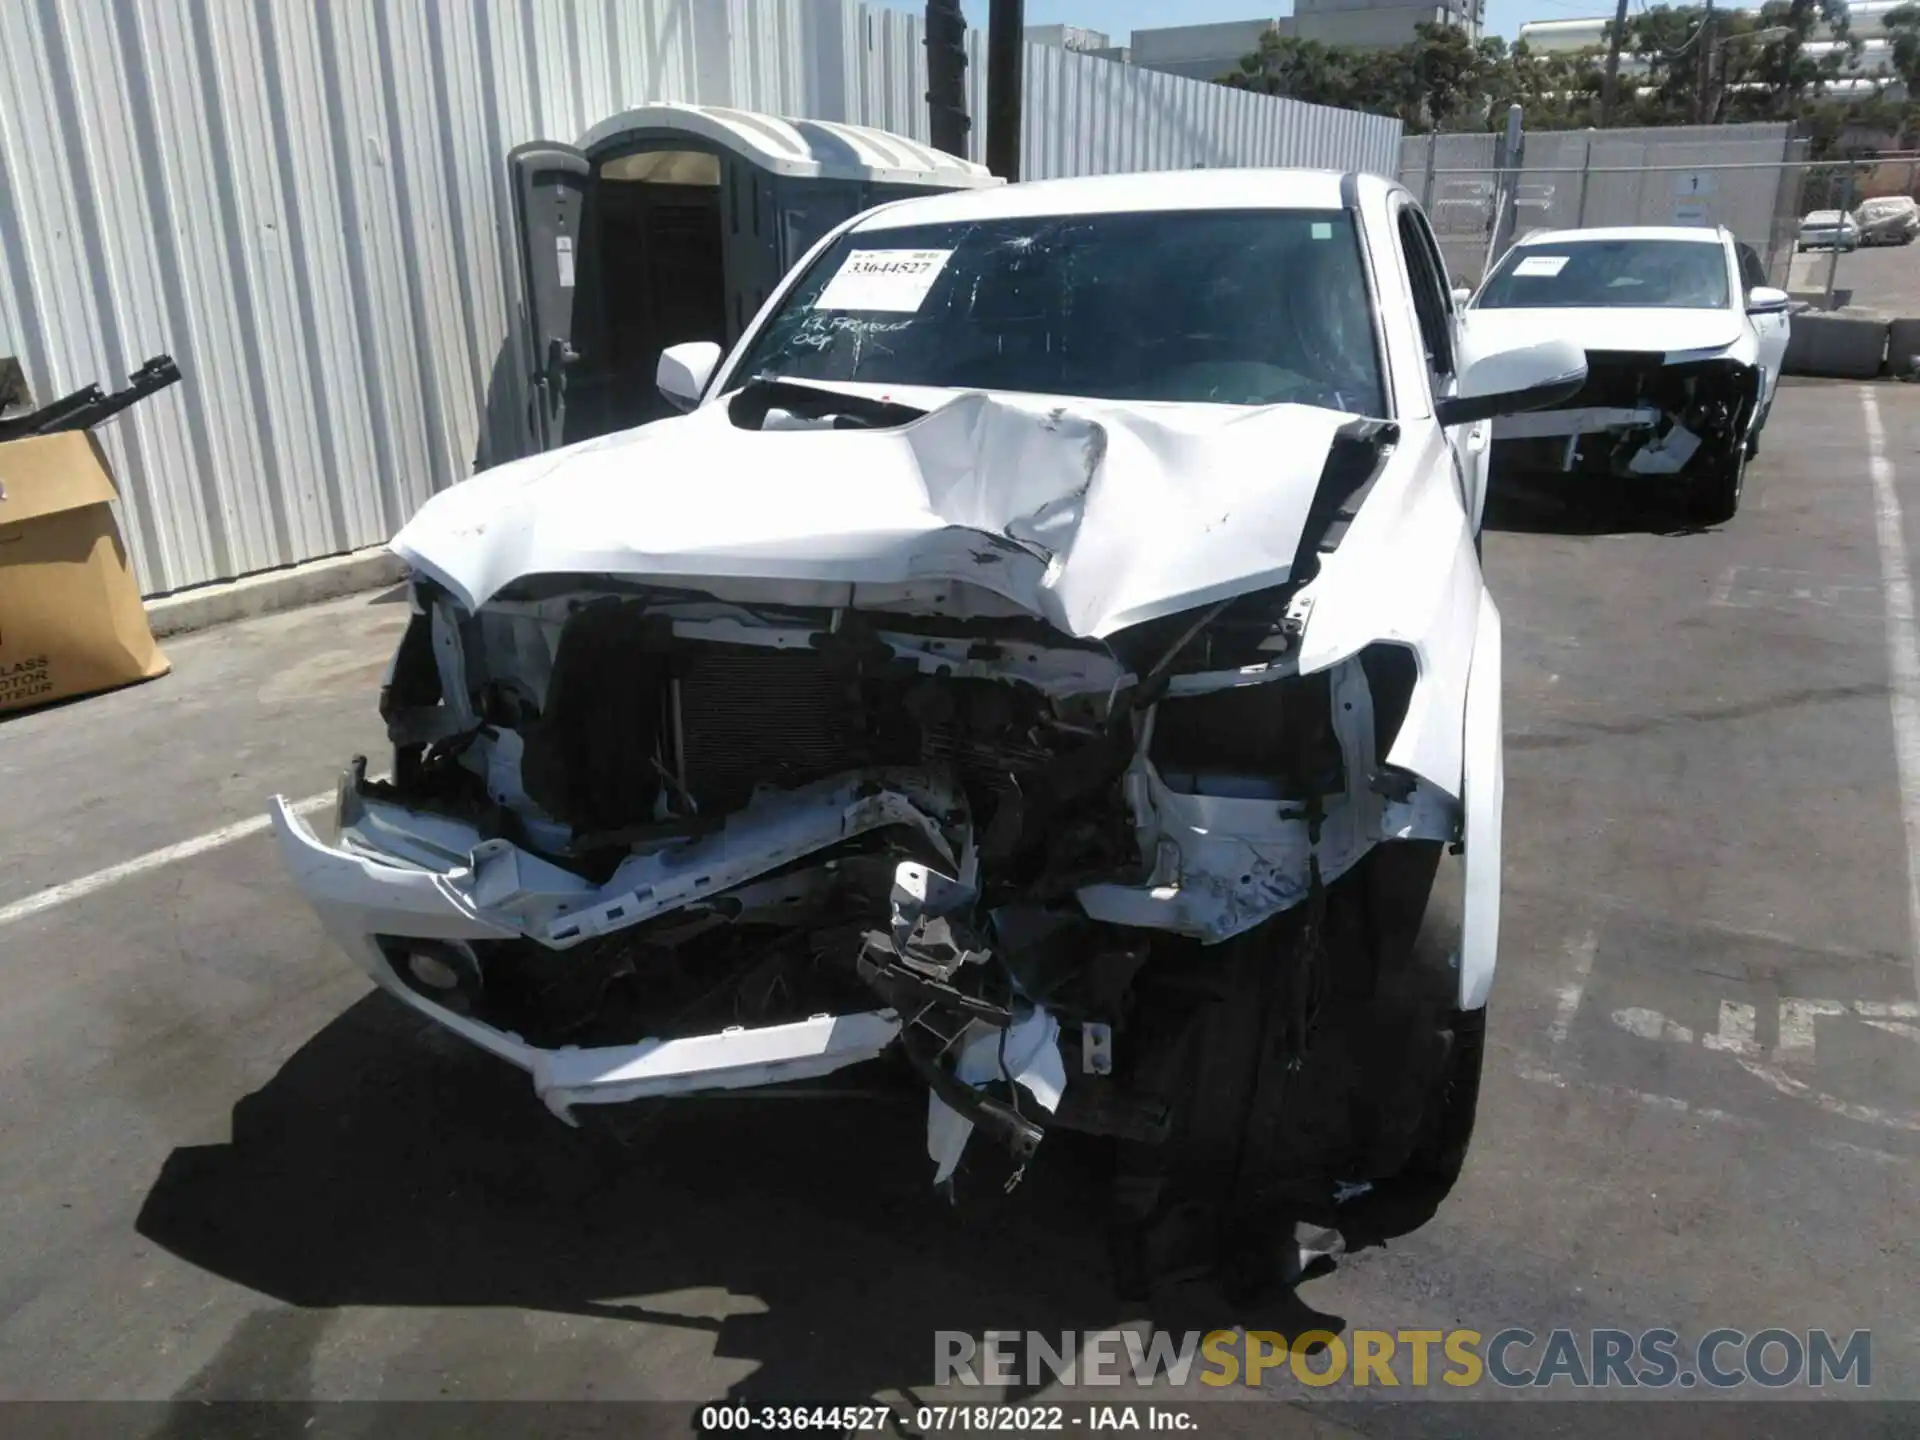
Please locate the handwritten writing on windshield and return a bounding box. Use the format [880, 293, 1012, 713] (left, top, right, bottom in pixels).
[789, 314, 912, 353]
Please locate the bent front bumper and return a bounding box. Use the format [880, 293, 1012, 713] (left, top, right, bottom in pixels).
[269, 797, 902, 1121]
[1492, 406, 1660, 441]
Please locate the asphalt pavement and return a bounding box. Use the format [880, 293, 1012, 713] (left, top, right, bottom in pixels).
[2, 380, 1918, 1433]
[1808, 237, 1920, 314]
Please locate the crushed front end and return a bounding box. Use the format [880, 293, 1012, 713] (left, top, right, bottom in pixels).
[277, 567, 1450, 1185]
[1490, 350, 1758, 481]
[273, 390, 1493, 1238]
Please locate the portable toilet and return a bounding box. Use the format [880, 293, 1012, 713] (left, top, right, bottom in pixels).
[508, 103, 1000, 450]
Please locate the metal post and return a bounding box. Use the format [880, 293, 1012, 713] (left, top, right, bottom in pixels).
[1420, 133, 1438, 212]
[925, 1, 970, 159]
[1693, 0, 1717, 126]
[1485, 103, 1524, 274]
[1599, 0, 1632, 126]
[1575, 133, 1594, 227]
[1825, 165, 1852, 310]
[985, 0, 1024, 182]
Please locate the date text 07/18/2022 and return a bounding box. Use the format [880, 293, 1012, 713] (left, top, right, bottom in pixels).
[699, 1404, 1196, 1433]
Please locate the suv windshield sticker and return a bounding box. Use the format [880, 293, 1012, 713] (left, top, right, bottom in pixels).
[814, 248, 955, 313]
[1515, 254, 1570, 277]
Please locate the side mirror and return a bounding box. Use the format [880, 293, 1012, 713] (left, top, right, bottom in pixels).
[1747, 286, 1790, 315]
[656, 341, 723, 412]
[1435, 338, 1587, 428]
[1451, 285, 1474, 306]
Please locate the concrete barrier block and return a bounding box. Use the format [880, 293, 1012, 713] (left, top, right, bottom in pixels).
[1783, 311, 1890, 379]
[1888, 318, 1920, 376]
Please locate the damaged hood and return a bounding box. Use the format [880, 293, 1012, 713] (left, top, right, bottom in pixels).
[1464, 306, 1750, 364]
[393, 389, 1362, 639]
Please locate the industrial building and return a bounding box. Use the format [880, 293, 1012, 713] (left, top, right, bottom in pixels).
[1020, 23, 1134, 63]
[1029, 3, 1483, 85]
[1127, 19, 1284, 80]
[1518, 1, 1900, 94]
[1290, 0, 1485, 50]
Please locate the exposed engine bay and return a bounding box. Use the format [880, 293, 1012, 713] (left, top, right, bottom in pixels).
[352, 550, 1448, 1173]
[1490, 352, 1758, 479]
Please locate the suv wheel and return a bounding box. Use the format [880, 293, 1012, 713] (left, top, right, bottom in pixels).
[1109, 842, 1479, 1296]
[1690, 440, 1745, 525]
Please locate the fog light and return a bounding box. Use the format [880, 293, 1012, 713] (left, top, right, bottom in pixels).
[407, 950, 462, 991]
[380, 937, 482, 1016]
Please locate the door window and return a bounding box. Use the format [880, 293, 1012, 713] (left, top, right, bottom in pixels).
[1397, 204, 1455, 383]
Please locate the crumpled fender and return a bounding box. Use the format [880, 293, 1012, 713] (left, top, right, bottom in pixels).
[1292, 433, 1485, 801]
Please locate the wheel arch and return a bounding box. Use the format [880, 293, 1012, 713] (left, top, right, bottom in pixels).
[1459, 589, 1503, 1011]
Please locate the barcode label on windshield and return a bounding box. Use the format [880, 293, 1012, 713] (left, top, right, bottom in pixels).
[815, 249, 954, 312]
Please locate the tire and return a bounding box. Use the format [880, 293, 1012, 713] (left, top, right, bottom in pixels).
[1109, 842, 1475, 1295]
[1336, 1004, 1484, 1252]
[1689, 439, 1745, 525]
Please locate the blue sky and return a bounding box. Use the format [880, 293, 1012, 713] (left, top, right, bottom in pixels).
[877, 0, 1588, 46]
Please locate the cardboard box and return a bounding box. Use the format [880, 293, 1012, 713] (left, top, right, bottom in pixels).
[0, 430, 168, 713]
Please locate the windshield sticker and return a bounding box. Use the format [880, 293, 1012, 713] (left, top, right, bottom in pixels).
[1311, 222, 1333, 239]
[1514, 255, 1570, 277]
[814, 249, 955, 312]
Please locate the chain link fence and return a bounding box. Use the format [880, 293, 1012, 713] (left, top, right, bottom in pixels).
[1416, 153, 1920, 317]
[1402, 127, 1920, 376]
[1400, 123, 1805, 287]
[1792, 156, 1920, 321]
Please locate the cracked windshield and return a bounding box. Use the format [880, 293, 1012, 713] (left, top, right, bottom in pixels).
[731, 208, 1385, 415]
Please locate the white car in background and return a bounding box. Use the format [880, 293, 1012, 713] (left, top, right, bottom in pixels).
[1797, 209, 1861, 252]
[271, 169, 1586, 1285]
[1465, 225, 1791, 523]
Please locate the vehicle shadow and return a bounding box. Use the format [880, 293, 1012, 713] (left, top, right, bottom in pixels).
[1484, 470, 1707, 539]
[134, 992, 1341, 1406]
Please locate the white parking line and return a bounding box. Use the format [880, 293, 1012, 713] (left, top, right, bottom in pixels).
[0, 792, 331, 931]
[1514, 1060, 1758, 1130]
[1861, 386, 1920, 999]
[1547, 928, 1598, 1051]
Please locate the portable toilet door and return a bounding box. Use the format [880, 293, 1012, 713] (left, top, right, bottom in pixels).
[506, 103, 996, 454]
[506, 142, 590, 454]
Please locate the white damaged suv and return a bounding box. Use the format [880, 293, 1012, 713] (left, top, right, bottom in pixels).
[272, 170, 1582, 1286]
[1469, 225, 1791, 522]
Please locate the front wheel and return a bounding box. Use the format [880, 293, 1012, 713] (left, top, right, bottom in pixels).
[1109, 842, 1476, 1294]
[1689, 440, 1745, 525]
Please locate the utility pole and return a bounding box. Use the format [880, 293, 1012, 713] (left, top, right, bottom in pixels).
[925, 0, 970, 159]
[985, 0, 1025, 181]
[1693, 0, 1717, 125]
[1599, 0, 1631, 126]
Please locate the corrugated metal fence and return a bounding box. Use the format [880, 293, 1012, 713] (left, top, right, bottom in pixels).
[0, 0, 1401, 597]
